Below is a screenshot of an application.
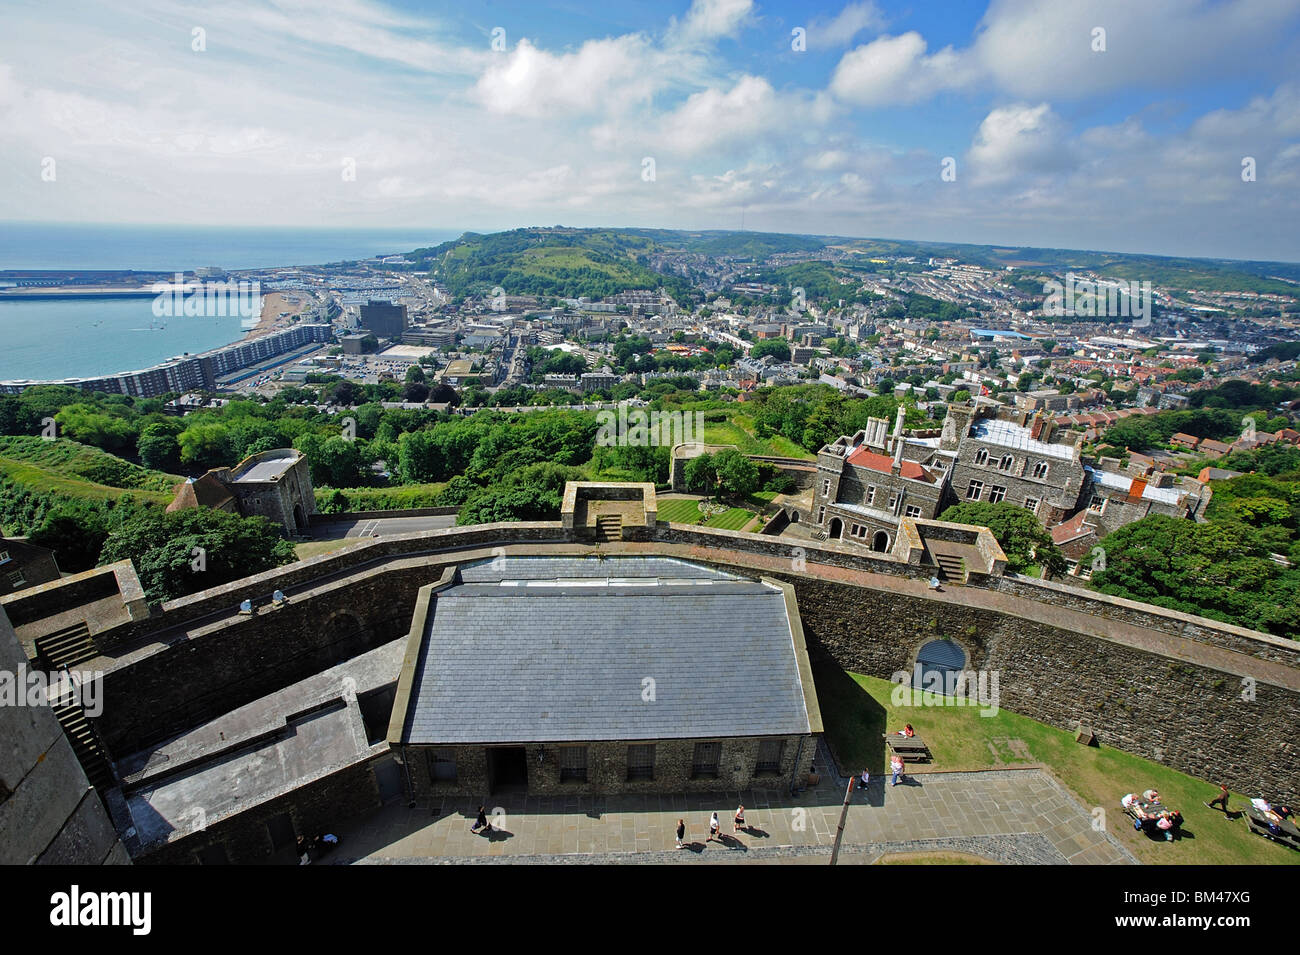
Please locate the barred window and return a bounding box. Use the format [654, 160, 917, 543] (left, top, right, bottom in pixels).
[904, 505, 922, 518]
[428, 748, 457, 782]
[1023, 497, 1040, 513]
[691, 742, 721, 779]
[627, 744, 655, 781]
[756, 738, 784, 776]
[560, 745, 588, 783]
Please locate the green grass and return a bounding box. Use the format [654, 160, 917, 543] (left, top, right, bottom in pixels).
[657, 498, 756, 530]
[814, 663, 1300, 866]
[0, 436, 181, 493]
[0, 457, 173, 505]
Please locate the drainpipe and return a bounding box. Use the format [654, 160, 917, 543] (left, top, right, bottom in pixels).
[789, 735, 807, 796]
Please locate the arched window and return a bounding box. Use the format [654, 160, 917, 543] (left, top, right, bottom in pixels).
[1033, 461, 1049, 479]
[974, 448, 989, 466]
[871, 530, 890, 552]
[999, 455, 1014, 472]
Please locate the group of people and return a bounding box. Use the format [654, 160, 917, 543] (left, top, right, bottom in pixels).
[1122, 789, 1183, 841]
[678, 805, 747, 848]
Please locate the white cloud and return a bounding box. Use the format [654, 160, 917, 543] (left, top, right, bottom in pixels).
[966, 102, 1071, 183]
[472, 35, 659, 117]
[830, 32, 975, 106]
[669, 0, 755, 45]
[804, 2, 883, 49]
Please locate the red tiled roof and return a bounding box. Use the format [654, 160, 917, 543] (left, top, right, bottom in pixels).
[1050, 509, 1095, 545]
[845, 446, 930, 482]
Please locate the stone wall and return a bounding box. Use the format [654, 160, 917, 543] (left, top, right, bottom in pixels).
[139, 755, 392, 865]
[402, 735, 815, 801]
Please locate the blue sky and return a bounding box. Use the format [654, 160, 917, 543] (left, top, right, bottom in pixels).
[2, 0, 1299, 261]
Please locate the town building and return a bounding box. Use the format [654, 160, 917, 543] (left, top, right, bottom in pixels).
[812, 406, 952, 551]
[359, 300, 408, 339]
[0, 538, 61, 595]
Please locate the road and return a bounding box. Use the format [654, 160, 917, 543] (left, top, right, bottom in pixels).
[308, 514, 458, 540]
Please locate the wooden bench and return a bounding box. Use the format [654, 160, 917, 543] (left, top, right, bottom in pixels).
[883, 734, 931, 762]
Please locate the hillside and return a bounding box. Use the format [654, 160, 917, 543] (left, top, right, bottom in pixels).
[403, 227, 829, 303]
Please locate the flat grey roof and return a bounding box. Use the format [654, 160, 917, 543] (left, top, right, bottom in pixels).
[403, 556, 813, 744]
[230, 450, 299, 483]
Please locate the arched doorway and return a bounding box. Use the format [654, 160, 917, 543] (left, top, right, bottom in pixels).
[788, 509, 799, 524]
[914, 639, 967, 695]
[871, 530, 890, 552]
[293, 503, 307, 534]
[828, 517, 844, 539]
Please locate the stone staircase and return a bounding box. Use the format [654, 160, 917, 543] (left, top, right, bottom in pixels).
[593, 515, 622, 543]
[51, 688, 115, 790]
[35, 621, 98, 669]
[934, 554, 967, 583]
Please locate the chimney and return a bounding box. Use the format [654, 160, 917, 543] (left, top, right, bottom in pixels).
[1030, 416, 1044, 440]
[1129, 477, 1147, 500]
[893, 404, 906, 439]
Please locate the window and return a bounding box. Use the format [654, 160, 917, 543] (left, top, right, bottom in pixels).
[0, 551, 9, 564]
[887, 493, 899, 512]
[6, 570, 24, 589]
[974, 448, 989, 466]
[1088, 494, 1106, 513]
[627, 744, 655, 781]
[821, 478, 831, 497]
[755, 739, 784, 776]
[1023, 497, 1040, 513]
[999, 455, 1015, 472]
[966, 481, 984, 500]
[428, 748, 457, 783]
[865, 486, 876, 506]
[1033, 461, 1049, 479]
[850, 523, 867, 539]
[816, 506, 826, 524]
[559, 745, 588, 783]
[691, 741, 721, 779]
[988, 485, 1006, 504]
[905, 505, 923, 518]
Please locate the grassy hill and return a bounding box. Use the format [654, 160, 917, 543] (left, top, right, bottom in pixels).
[0, 436, 180, 499]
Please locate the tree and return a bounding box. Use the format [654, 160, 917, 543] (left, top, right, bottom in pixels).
[683, 453, 718, 498]
[939, 501, 1066, 577]
[750, 339, 791, 362]
[951, 389, 971, 403]
[712, 449, 759, 498]
[98, 508, 296, 603]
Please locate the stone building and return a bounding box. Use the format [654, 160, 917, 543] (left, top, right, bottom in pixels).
[167, 449, 316, 536]
[811, 406, 953, 552]
[389, 555, 822, 798]
[0, 537, 61, 596]
[941, 403, 1087, 525]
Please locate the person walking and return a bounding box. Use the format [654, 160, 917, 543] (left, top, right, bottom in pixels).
[675, 818, 686, 849]
[890, 753, 904, 787]
[1205, 783, 1231, 815]
[733, 804, 746, 834]
[707, 811, 720, 842]
[471, 805, 489, 834]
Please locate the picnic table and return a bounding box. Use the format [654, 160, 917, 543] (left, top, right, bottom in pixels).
[883, 733, 931, 763]
[1246, 803, 1300, 850]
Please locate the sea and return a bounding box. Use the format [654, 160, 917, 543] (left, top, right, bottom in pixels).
[0, 223, 463, 381]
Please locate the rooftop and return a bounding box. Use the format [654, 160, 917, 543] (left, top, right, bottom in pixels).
[969, 418, 1077, 461]
[229, 449, 301, 483]
[398, 556, 817, 745]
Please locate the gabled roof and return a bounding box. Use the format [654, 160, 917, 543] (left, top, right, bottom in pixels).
[845, 446, 931, 482]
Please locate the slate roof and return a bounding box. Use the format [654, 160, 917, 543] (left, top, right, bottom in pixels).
[402, 556, 813, 744]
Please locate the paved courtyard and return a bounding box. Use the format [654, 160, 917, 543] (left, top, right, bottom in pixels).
[326, 746, 1136, 866]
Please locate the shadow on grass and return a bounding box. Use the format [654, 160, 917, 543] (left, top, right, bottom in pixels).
[812, 658, 889, 776]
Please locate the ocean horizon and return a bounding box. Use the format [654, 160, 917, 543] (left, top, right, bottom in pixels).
[0, 223, 464, 272]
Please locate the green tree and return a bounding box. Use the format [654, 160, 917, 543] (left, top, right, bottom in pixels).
[939, 501, 1066, 577]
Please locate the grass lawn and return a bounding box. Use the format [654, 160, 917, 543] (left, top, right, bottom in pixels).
[0, 457, 174, 505]
[657, 498, 755, 530]
[813, 661, 1299, 866]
